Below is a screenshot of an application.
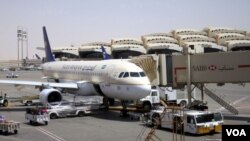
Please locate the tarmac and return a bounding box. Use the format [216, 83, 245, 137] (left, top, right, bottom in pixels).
[0, 70, 250, 141]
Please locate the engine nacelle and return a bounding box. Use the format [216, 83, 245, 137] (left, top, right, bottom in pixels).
[39, 88, 62, 105]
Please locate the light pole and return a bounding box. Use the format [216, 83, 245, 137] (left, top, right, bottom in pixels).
[23, 27, 28, 59]
[17, 26, 23, 61]
[17, 26, 28, 64]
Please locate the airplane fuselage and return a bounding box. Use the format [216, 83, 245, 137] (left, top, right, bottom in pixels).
[42, 60, 151, 100]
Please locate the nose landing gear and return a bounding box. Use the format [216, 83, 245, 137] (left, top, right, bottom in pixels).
[120, 100, 129, 117]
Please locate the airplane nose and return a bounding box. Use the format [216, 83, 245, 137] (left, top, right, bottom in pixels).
[136, 84, 151, 99]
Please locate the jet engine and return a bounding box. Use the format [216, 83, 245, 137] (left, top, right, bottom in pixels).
[39, 88, 62, 105]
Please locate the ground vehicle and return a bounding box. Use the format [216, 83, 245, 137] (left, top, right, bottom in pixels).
[21, 95, 42, 106]
[137, 87, 194, 111]
[136, 89, 160, 111]
[6, 72, 19, 78]
[25, 107, 49, 125]
[0, 94, 8, 107]
[145, 106, 223, 134]
[47, 102, 94, 119]
[159, 86, 196, 107]
[0, 115, 20, 135]
[22, 98, 41, 106]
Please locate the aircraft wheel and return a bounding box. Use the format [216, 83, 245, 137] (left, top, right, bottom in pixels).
[14, 130, 18, 134]
[143, 102, 152, 111]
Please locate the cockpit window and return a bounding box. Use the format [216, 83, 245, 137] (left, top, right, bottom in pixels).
[130, 72, 140, 77]
[123, 72, 129, 78]
[118, 72, 124, 78]
[139, 72, 146, 77]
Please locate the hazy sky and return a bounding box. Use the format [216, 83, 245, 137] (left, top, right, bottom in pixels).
[0, 0, 250, 60]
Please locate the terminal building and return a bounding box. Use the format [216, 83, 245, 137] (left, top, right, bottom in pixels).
[215, 33, 246, 45]
[172, 29, 207, 38]
[49, 27, 250, 61]
[52, 46, 79, 60]
[203, 27, 246, 38]
[226, 40, 250, 51]
[142, 33, 182, 54]
[204, 27, 250, 51]
[79, 42, 111, 59]
[111, 38, 146, 59]
[173, 29, 226, 53]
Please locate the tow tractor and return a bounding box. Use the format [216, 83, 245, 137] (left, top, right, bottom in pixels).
[25, 107, 49, 125]
[143, 106, 223, 134]
[0, 93, 8, 107]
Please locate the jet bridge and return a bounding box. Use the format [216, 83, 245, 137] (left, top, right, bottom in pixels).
[131, 51, 250, 86]
[168, 51, 250, 86]
[163, 51, 250, 114]
[131, 51, 250, 114]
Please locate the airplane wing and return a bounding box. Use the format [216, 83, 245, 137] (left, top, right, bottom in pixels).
[0, 80, 79, 89]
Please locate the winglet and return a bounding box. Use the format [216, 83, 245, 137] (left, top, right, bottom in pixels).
[100, 46, 111, 60]
[43, 26, 55, 62]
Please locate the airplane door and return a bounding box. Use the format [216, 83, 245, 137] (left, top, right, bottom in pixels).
[108, 65, 114, 82]
[108, 65, 119, 82]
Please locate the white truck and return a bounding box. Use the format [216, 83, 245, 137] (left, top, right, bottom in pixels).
[136, 89, 160, 111]
[22, 99, 41, 106]
[158, 86, 197, 107]
[21, 95, 42, 106]
[144, 106, 223, 134]
[137, 87, 196, 111]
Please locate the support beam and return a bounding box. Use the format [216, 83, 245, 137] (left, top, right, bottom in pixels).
[185, 48, 192, 107]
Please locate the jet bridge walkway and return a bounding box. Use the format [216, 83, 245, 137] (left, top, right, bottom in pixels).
[131, 51, 250, 114]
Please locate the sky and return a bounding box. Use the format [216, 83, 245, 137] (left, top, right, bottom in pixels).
[0, 0, 250, 60]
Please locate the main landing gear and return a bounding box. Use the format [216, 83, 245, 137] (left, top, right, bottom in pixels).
[102, 97, 115, 109]
[102, 97, 128, 117]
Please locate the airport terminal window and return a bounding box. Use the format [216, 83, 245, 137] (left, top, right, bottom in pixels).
[123, 72, 129, 78]
[139, 72, 146, 77]
[130, 72, 140, 77]
[118, 72, 124, 78]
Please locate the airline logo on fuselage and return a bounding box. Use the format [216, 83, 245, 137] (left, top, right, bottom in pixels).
[62, 65, 97, 71]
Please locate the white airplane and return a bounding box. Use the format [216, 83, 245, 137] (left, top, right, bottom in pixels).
[0, 26, 151, 105]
